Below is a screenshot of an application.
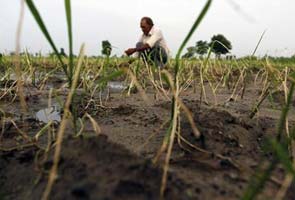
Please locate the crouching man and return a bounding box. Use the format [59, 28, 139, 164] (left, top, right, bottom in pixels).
[125, 17, 169, 68]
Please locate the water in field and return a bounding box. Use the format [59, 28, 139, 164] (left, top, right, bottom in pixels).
[35, 104, 61, 123]
[107, 81, 128, 92]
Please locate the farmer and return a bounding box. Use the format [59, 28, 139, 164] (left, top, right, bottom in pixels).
[125, 17, 169, 68]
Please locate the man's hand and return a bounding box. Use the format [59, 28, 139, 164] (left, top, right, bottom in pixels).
[125, 48, 136, 56]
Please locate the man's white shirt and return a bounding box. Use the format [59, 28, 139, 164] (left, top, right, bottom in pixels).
[138, 26, 169, 56]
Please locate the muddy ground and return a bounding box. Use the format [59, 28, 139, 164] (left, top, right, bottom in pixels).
[1, 74, 295, 200]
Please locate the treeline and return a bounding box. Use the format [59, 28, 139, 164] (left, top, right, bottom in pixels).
[182, 34, 232, 59]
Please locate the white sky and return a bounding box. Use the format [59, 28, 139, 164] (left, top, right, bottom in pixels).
[1, 0, 295, 57]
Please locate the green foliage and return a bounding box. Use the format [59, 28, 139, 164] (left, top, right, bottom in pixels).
[276, 83, 295, 141]
[0, 53, 4, 70]
[25, 0, 70, 84]
[242, 136, 295, 200]
[195, 40, 209, 56]
[269, 139, 295, 176]
[25, 0, 77, 87]
[60, 48, 67, 57]
[175, 0, 212, 76]
[97, 69, 124, 86]
[210, 34, 232, 57]
[252, 30, 266, 56]
[242, 160, 277, 200]
[182, 46, 196, 58]
[242, 59, 295, 200]
[101, 40, 112, 57]
[65, 0, 74, 82]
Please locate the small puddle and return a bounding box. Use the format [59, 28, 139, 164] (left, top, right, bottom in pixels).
[35, 105, 61, 123]
[107, 81, 128, 92]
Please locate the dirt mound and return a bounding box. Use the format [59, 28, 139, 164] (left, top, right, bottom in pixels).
[180, 100, 271, 162]
[166, 99, 287, 199]
[0, 135, 190, 200]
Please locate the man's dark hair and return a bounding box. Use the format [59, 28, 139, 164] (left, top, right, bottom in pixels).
[141, 17, 154, 26]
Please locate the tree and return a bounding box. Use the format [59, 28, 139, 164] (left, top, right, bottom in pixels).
[195, 40, 209, 57]
[101, 40, 112, 57]
[60, 48, 67, 57]
[210, 34, 232, 57]
[182, 46, 196, 58]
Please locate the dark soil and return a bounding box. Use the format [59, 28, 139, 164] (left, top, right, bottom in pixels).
[0, 135, 190, 200]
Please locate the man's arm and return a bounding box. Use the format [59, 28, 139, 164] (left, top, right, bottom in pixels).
[125, 43, 150, 56]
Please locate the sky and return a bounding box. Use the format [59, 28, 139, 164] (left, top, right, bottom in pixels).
[1, 0, 295, 57]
